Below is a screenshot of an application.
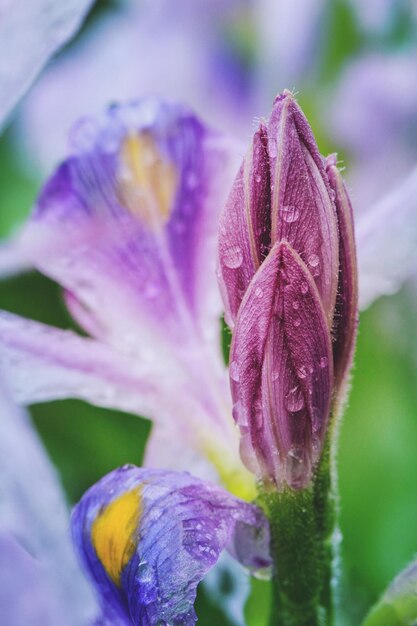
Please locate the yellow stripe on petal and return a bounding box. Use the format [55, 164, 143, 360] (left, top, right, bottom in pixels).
[119, 132, 177, 230]
[91, 487, 142, 587]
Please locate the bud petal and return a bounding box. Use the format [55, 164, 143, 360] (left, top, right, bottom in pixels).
[268, 91, 339, 322]
[230, 241, 333, 489]
[218, 124, 271, 326]
[326, 155, 359, 397]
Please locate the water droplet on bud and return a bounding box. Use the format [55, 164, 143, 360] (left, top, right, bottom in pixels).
[286, 446, 307, 485]
[229, 360, 240, 382]
[282, 206, 300, 223]
[308, 254, 320, 268]
[292, 300, 300, 310]
[271, 370, 279, 381]
[255, 286, 263, 298]
[269, 139, 278, 158]
[293, 317, 301, 327]
[223, 245, 243, 269]
[319, 356, 328, 369]
[300, 282, 308, 295]
[285, 386, 305, 412]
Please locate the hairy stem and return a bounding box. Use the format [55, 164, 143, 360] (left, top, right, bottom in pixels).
[260, 434, 338, 626]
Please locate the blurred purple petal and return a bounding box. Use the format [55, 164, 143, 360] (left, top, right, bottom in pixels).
[0, 379, 97, 625]
[256, 0, 326, 95]
[17, 0, 256, 171]
[0, 99, 255, 497]
[356, 166, 417, 309]
[0, 532, 66, 626]
[0, 311, 164, 414]
[17, 100, 232, 372]
[72, 466, 271, 626]
[0, 311, 251, 499]
[230, 242, 333, 488]
[326, 155, 358, 396]
[0, 0, 94, 128]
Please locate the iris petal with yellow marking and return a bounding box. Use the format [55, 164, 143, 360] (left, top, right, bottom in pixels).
[72, 466, 271, 626]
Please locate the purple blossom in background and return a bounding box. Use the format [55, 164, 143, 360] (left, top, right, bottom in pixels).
[329, 51, 417, 211]
[218, 92, 358, 488]
[0, 0, 94, 129]
[0, 98, 256, 499]
[16, 0, 326, 173]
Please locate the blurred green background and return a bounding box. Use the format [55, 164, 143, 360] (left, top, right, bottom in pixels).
[1, 1, 417, 625]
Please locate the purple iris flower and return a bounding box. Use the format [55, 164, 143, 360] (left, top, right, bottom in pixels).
[0, 98, 258, 499]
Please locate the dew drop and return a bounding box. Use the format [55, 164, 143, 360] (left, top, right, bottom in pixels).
[308, 254, 320, 268]
[137, 561, 154, 584]
[292, 300, 300, 310]
[282, 205, 300, 224]
[255, 174, 262, 183]
[286, 446, 307, 484]
[293, 317, 301, 327]
[271, 370, 279, 381]
[285, 386, 305, 412]
[269, 139, 278, 158]
[255, 286, 263, 298]
[233, 400, 249, 429]
[120, 463, 135, 471]
[230, 360, 240, 382]
[319, 356, 328, 369]
[300, 282, 309, 295]
[222, 245, 243, 269]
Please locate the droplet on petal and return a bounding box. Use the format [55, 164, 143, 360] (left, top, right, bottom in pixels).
[285, 386, 305, 412]
[230, 360, 240, 382]
[319, 356, 328, 369]
[281, 206, 300, 224]
[222, 245, 243, 269]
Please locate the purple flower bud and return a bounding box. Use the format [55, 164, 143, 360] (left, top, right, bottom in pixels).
[218, 92, 358, 489]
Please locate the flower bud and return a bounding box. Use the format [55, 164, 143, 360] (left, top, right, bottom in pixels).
[218, 92, 358, 489]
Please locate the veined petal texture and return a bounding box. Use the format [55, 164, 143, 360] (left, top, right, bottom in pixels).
[267, 91, 339, 322]
[17, 98, 234, 369]
[0, 99, 253, 495]
[72, 466, 271, 626]
[230, 242, 333, 489]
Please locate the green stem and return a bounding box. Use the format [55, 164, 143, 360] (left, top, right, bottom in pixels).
[259, 433, 338, 626]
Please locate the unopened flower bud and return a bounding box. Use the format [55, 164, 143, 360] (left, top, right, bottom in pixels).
[218, 91, 358, 489]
